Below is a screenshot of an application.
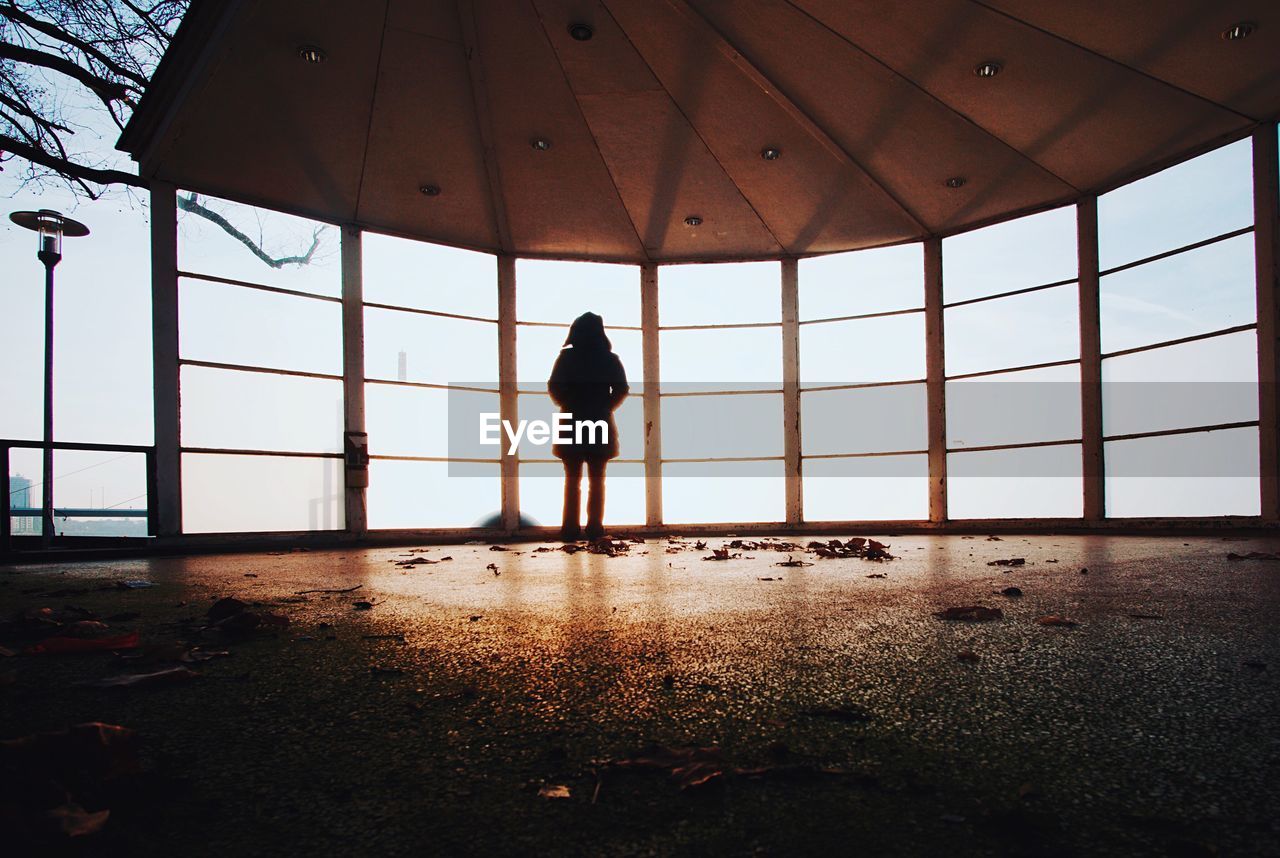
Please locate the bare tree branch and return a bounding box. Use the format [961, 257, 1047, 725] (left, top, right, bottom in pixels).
[0, 3, 148, 86]
[0, 41, 132, 107]
[177, 193, 324, 269]
[1, 130, 146, 188]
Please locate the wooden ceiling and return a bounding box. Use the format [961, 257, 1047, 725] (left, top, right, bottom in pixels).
[119, 0, 1280, 263]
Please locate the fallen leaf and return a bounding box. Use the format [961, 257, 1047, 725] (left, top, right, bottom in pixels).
[934, 606, 1003, 622]
[957, 650, 980, 663]
[207, 597, 248, 623]
[987, 558, 1026, 567]
[46, 803, 110, 837]
[352, 601, 374, 611]
[1000, 586, 1024, 597]
[538, 784, 571, 799]
[801, 703, 874, 722]
[25, 631, 140, 655]
[774, 555, 813, 568]
[1036, 615, 1079, 627]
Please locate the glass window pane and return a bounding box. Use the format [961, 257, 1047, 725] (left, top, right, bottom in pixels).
[365, 307, 498, 387]
[517, 259, 639, 326]
[802, 455, 928, 521]
[801, 384, 926, 455]
[1099, 139, 1253, 270]
[944, 284, 1079, 377]
[519, 461, 645, 528]
[183, 453, 343, 533]
[1102, 332, 1258, 437]
[368, 459, 499, 529]
[662, 393, 782, 459]
[51, 450, 148, 537]
[943, 206, 1077, 304]
[661, 328, 782, 390]
[181, 366, 342, 454]
[518, 326, 640, 392]
[800, 313, 924, 385]
[947, 364, 1082, 449]
[947, 445, 1083, 519]
[1100, 234, 1255, 354]
[662, 460, 784, 524]
[8, 448, 44, 536]
[365, 384, 500, 460]
[177, 192, 339, 296]
[181, 278, 342, 375]
[799, 243, 924, 319]
[1105, 428, 1259, 517]
[363, 232, 497, 317]
[659, 261, 780, 325]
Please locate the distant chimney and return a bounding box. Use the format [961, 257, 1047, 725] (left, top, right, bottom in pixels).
[397, 351, 407, 382]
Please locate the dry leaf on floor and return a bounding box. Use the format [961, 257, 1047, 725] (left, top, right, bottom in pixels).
[934, 606, 1003, 622]
[1036, 615, 1079, 627]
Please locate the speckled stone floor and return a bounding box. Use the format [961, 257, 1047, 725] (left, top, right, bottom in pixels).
[3, 534, 1279, 856]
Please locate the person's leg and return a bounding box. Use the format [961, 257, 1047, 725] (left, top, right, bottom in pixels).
[561, 459, 583, 541]
[585, 459, 607, 539]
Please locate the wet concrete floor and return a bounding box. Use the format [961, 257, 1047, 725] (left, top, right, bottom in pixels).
[2, 534, 1279, 856]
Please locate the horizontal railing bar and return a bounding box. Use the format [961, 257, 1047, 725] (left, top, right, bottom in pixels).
[802, 449, 928, 460]
[1098, 226, 1254, 278]
[1101, 323, 1257, 360]
[798, 306, 924, 325]
[181, 359, 344, 382]
[660, 388, 784, 397]
[518, 458, 645, 465]
[947, 438, 1082, 455]
[946, 358, 1080, 381]
[362, 301, 498, 324]
[801, 378, 925, 393]
[660, 321, 782, 331]
[178, 271, 343, 303]
[516, 319, 642, 331]
[367, 454, 501, 464]
[1103, 420, 1259, 444]
[10, 508, 148, 518]
[365, 378, 499, 394]
[1, 439, 153, 453]
[661, 455, 785, 463]
[943, 276, 1079, 310]
[181, 447, 343, 459]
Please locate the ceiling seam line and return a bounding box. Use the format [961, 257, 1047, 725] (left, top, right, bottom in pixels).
[598, 0, 787, 254]
[457, 0, 514, 252]
[782, 0, 1081, 195]
[668, 0, 930, 236]
[526, 0, 650, 261]
[351, 0, 393, 222]
[966, 0, 1261, 124]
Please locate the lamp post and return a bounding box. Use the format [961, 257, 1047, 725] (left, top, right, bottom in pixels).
[8, 209, 90, 546]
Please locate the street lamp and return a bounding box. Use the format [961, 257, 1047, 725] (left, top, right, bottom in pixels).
[8, 209, 90, 545]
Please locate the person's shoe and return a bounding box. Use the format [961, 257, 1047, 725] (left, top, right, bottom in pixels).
[584, 523, 605, 541]
[560, 524, 582, 542]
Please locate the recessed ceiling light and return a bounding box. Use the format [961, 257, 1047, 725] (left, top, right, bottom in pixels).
[973, 60, 1002, 78]
[761, 147, 781, 161]
[945, 176, 966, 189]
[684, 215, 703, 227]
[298, 45, 327, 63]
[419, 184, 441, 197]
[1222, 21, 1256, 40]
[531, 138, 552, 151]
[568, 22, 594, 41]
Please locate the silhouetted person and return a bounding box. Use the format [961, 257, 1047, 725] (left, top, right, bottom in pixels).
[548, 312, 629, 541]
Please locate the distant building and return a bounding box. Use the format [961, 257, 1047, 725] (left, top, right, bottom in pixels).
[397, 350, 408, 382]
[9, 474, 36, 534]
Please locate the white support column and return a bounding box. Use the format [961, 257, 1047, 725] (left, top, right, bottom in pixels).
[498, 255, 520, 531]
[150, 181, 182, 536]
[340, 226, 368, 536]
[1255, 125, 1280, 521]
[641, 263, 663, 527]
[1078, 196, 1105, 521]
[781, 258, 803, 525]
[924, 237, 947, 523]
